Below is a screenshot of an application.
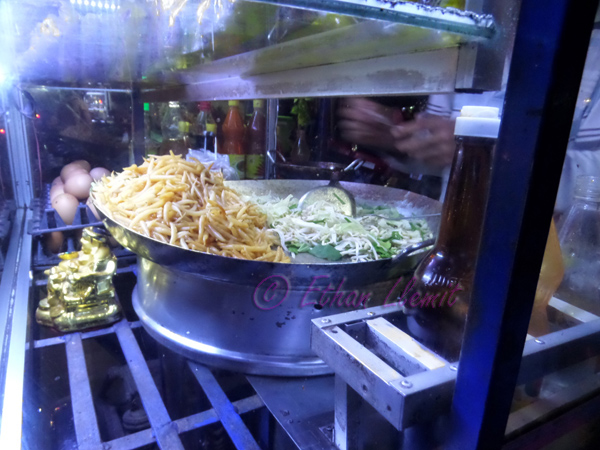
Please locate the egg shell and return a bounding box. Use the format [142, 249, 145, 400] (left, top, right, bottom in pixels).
[44, 231, 64, 254]
[61, 163, 89, 182]
[52, 193, 79, 225]
[89, 167, 111, 181]
[49, 184, 65, 202]
[71, 160, 91, 172]
[51, 176, 64, 187]
[64, 172, 93, 200]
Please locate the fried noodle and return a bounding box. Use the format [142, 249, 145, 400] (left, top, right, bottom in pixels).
[92, 153, 289, 263]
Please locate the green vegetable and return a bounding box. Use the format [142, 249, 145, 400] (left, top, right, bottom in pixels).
[309, 244, 343, 261]
[333, 193, 346, 204]
[391, 231, 401, 240]
[291, 98, 313, 128]
[297, 243, 311, 253]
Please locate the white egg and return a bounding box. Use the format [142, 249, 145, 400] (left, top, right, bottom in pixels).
[64, 172, 93, 200]
[89, 167, 111, 181]
[52, 193, 79, 225]
[51, 176, 64, 187]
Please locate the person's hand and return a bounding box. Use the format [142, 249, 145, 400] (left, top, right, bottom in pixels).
[390, 114, 455, 167]
[337, 98, 399, 151]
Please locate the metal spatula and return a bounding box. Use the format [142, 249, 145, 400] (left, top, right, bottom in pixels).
[298, 160, 362, 216]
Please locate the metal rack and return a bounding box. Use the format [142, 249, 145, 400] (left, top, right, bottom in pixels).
[28, 185, 134, 269]
[30, 318, 265, 450]
[311, 298, 600, 448]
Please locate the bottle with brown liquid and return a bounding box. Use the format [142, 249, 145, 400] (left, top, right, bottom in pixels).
[404, 106, 500, 361]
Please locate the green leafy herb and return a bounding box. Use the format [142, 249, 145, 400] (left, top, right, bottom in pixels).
[344, 217, 351, 223]
[391, 231, 401, 240]
[333, 193, 346, 204]
[309, 244, 342, 261]
[297, 243, 311, 253]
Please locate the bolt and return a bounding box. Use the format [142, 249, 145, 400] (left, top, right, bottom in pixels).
[450, 365, 458, 371]
[321, 318, 331, 324]
[401, 380, 413, 388]
[367, 311, 375, 316]
[534, 339, 545, 344]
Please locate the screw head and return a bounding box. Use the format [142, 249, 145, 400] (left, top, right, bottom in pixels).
[367, 312, 375, 316]
[450, 365, 458, 371]
[401, 380, 413, 388]
[321, 318, 331, 324]
[534, 339, 545, 344]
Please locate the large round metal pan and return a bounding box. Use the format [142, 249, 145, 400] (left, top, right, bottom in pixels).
[92, 180, 441, 285]
[93, 180, 441, 375]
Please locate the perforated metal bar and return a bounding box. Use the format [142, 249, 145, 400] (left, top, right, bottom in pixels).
[64, 333, 103, 450]
[189, 362, 262, 450]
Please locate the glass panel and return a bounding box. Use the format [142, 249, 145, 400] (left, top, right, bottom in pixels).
[1, 0, 479, 88]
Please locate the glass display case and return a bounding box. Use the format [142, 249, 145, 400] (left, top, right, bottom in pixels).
[1, 1, 600, 449]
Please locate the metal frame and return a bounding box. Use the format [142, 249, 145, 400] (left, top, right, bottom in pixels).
[451, 1, 600, 448]
[27, 318, 266, 449]
[311, 297, 600, 447]
[249, 0, 496, 38]
[0, 208, 32, 448]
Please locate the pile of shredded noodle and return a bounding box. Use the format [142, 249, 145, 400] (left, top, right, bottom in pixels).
[92, 154, 289, 262]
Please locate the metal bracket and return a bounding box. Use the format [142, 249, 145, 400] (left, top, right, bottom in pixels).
[311, 297, 600, 439]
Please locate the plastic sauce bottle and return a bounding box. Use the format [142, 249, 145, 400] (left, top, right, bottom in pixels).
[194, 101, 216, 147]
[222, 100, 246, 179]
[555, 176, 600, 315]
[246, 100, 266, 179]
[528, 219, 564, 337]
[404, 106, 500, 361]
[160, 101, 187, 156]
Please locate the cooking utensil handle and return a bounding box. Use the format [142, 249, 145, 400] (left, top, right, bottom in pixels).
[392, 237, 435, 263]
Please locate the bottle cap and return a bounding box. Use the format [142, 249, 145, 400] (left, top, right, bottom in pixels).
[253, 99, 264, 108]
[143, 103, 150, 112]
[199, 101, 211, 110]
[454, 106, 501, 138]
[228, 100, 240, 106]
[206, 123, 217, 133]
[574, 175, 600, 201]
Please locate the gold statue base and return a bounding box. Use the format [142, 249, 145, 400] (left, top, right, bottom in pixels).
[36, 227, 122, 332]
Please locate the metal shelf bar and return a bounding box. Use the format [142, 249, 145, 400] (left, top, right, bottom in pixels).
[189, 362, 262, 450]
[248, 0, 496, 38]
[64, 333, 103, 450]
[114, 321, 185, 450]
[0, 209, 33, 449]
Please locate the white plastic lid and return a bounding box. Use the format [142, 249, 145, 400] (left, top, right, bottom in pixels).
[454, 106, 501, 138]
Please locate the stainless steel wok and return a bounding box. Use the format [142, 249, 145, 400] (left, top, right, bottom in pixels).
[94, 180, 442, 376]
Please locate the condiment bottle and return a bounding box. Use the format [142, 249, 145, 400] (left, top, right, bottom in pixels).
[528, 219, 564, 337]
[246, 100, 266, 179]
[194, 101, 216, 148]
[160, 101, 187, 156]
[404, 106, 500, 361]
[290, 128, 311, 164]
[222, 100, 246, 179]
[555, 176, 600, 315]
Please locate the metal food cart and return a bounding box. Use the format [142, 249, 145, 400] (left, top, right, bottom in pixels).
[1, 1, 599, 449]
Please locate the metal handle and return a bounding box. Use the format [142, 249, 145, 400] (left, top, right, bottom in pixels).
[392, 237, 435, 263]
